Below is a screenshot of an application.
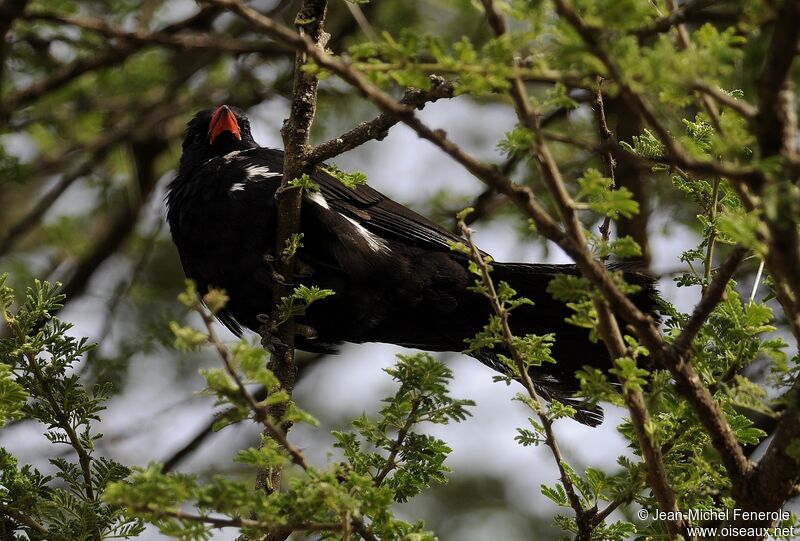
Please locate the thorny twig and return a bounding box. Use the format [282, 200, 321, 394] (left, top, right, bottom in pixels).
[125, 505, 347, 535]
[0, 504, 65, 541]
[3, 316, 99, 540]
[457, 216, 590, 537]
[192, 301, 379, 540]
[592, 78, 616, 244]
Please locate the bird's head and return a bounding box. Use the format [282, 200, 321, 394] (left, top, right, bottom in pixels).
[178, 105, 257, 174]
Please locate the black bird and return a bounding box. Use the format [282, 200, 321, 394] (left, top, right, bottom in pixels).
[167, 105, 658, 426]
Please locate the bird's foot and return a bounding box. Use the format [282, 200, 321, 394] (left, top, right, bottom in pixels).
[294, 259, 314, 278]
[256, 314, 287, 355]
[257, 316, 318, 353]
[265, 254, 314, 280]
[271, 271, 290, 287]
[262, 260, 290, 286]
[295, 323, 318, 340]
[262, 254, 291, 285]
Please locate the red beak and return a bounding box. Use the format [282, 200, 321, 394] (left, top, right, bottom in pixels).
[208, 105, 242, 144]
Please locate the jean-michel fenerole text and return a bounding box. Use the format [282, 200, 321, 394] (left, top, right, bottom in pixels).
[653, 508, 791, 523]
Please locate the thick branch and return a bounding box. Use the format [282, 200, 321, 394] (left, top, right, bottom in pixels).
[729, 395, 800, 532]
[309, 75, 455, 164]
[592, 79, 616, 242]
[752, 1, 800, 353]
[754, 0, 800, 157]
[262, 0, 328, 503]
[593, 299, 687, 538]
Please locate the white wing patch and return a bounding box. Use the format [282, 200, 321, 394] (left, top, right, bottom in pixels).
[306, 191, 330, 209]
[244, 164, 281, 180]
[305, 191, 387, 252]
[342, 214, 390, 253]
[229, 163, 282, 193]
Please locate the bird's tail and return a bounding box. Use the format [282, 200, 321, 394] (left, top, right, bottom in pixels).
[476, 261, 659, 427]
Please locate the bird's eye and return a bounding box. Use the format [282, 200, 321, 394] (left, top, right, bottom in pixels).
[193, 133, 203, 144]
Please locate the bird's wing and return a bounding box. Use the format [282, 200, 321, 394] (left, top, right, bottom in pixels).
[243, 147, 465, 257]
[311, 166, 464, 253]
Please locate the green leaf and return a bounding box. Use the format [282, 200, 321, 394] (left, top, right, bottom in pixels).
[0, 363, 28, 426]
[541, 483, 569, 507]
[288, 173, 321, 192]
[169, 321, 208, 351]
[576, 169, 639, 219]
[321, 164, 368, 189]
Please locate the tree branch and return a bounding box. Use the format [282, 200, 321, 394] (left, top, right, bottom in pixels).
[4, 6, 222, 113]
[593, 298, 688, 538]
[691, 83, 757, 119]
[162, 354, 323, 472]
[550, 0, 753, 491]
[24, 11, 289, 55]
[309, 75, 455, 164]
[754, 0, 800, 157]
[0, 503, 64, 541]
[671, 246, 749, 356]
[197, 304, 311, 470]
[195, 302, 380, 541]
[728, 394, 800, 533]
[479, 2, 685, 535]
[126, 505, 346, 535]
[259, 0, 328, 503]
[4, 317, 97, 511]
[209, 0, 563, 239]
[592, 79, 616, 243]
[752, 1, 800, 357]
[373, 398, 421, 486]
[457, 217, 591, 539]
[633, 0, 723, 38]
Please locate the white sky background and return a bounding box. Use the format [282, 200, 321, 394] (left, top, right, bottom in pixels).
[3, 90, 707, 540]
